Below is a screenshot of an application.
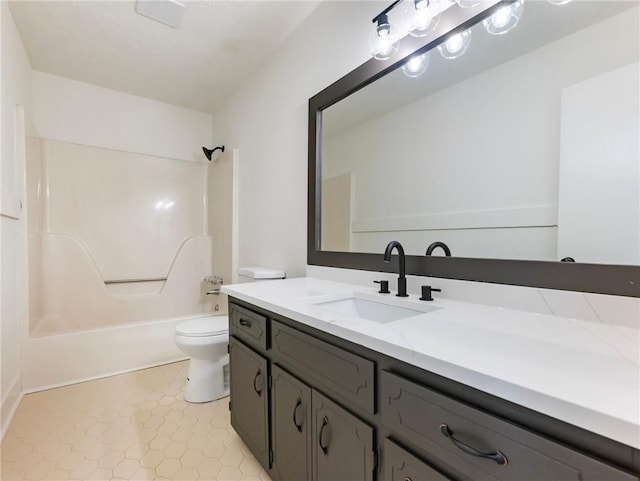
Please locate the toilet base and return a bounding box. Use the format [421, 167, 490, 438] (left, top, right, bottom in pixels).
[184, 356, 229, 403]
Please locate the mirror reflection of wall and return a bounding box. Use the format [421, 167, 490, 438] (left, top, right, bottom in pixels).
[321, 2, 639, 265]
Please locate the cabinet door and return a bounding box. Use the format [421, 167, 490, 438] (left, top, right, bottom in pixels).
[229, 337, 269, 469]
[312, 390, 374, 481]
[271, 365, 312, 481]
[385, 439, 454, 481]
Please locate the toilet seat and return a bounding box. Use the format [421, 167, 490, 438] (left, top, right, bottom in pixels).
[176, 317, 228, 337]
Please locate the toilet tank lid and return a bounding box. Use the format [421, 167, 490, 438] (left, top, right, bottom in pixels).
[238, 266, 286, 279]
[176, 316, 228, 337]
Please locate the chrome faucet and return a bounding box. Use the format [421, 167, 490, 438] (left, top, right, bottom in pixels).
[426, 241, 451, 257]
[383, 241, 408, 297]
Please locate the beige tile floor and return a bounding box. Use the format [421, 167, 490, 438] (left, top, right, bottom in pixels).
[0, 361, 271, 481]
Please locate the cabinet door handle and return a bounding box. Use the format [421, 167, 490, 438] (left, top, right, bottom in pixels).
[253, 369, 263, 396]
[319, 416, 330, 456]
[439, 424, 508, 466]
[239, 318, 252, 328]
[293, 397, 303, 432]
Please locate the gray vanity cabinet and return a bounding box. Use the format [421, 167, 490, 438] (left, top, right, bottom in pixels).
[312, 389, 374, 481]
[270, 365, 312, 481]
[270, 365, 375, 481]
[385, 439, 454, 481]
[229, 303, 268, 351]
[380, 370, 638, 481]
[270, 320, 375, 414]
[229, 337, 269, 469]
[228, 298, 640, 481]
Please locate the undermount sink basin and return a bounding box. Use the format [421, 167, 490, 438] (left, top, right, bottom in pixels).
[314, 294, 440, 323]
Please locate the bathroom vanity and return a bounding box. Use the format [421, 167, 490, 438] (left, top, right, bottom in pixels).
[223, 278, 640, 481]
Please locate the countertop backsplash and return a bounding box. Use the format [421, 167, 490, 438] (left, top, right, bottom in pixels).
[306, 265, 640, 330]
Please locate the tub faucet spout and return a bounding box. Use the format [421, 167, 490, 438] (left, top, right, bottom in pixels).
[203, 276, 223, 295]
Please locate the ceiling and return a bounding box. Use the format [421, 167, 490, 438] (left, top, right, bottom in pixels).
[8, 0, 320, 113]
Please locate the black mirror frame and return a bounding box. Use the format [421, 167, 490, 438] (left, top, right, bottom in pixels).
[308, 0, 639, 298]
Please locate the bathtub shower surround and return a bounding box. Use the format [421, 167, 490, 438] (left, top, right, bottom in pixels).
[26, 138, 217, 336]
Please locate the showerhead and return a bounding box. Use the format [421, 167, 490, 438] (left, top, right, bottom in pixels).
[202, 145, 225, 161]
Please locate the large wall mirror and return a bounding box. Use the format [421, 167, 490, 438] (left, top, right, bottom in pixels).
[308, 0, 640, 297]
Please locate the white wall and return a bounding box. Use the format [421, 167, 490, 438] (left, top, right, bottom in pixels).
[212, 1, 377, 277]
[1, 0, 33, 437]
[558, 63, 639, 265]
[32, 71, 213, 162]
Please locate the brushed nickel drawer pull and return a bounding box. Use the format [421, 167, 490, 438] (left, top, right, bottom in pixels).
[239, 318, 252, 327]
[439, 423, 508, 466]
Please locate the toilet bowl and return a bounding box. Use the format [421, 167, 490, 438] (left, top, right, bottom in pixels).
[175, 316, 229, 403]
[175, 268, 285, 402]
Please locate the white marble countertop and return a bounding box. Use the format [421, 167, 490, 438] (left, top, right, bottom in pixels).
[222, 277, 640, 450]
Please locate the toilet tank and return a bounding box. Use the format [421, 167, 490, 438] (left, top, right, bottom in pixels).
[237, 266, 286, 283]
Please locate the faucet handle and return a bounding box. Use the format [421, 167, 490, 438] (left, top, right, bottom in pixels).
[420, 285, 441, 301]
[374, 280, 390, 294]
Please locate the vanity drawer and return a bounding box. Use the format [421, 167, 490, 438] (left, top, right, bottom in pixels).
[229, 303, 268, 351]
[385, 439, 454, 481]
[271, 320, 375, 414]
[381, 371, 638, 481]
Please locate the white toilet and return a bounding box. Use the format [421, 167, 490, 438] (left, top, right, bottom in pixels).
[175, 266, 285, 403]
[175, 316, 230, 403]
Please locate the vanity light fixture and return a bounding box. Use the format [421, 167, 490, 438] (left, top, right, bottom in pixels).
[406, 0, 441, 38]
[437, 28, 472, 59]
[402, 52, 431, 77]
[369, 12, 399, 60]
[370, 0, 526, 65]
[483, 0, 523, 35]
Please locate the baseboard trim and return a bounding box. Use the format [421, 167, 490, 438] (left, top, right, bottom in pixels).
[1, 373, 24, 441]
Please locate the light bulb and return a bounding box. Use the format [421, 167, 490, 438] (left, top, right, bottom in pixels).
[402, 52, 431, 77]
[369, 14, 398, 60]
[406, 0, 441, 38]
[483, 0, 523, 35]
[493, 6, 511, 28]
[548, 0, 571, 5]
[447, 34, 463, 52]
[377, 23, 390, 37]
[437, 28, 471, 59]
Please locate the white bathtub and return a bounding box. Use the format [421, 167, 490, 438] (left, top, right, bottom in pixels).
[20, 314, 223, 392]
